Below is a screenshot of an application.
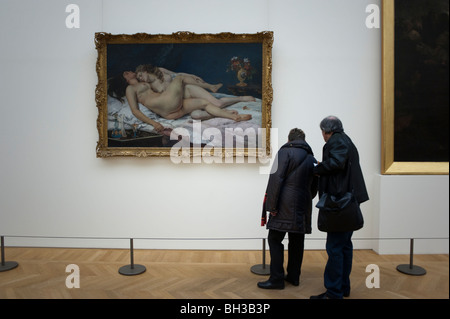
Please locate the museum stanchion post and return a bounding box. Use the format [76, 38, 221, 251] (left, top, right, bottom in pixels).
[250, 238, 270, 275]
[396, 238, 426, 276]
[0, 236, 19, 272]
[119, 238, 146, 276]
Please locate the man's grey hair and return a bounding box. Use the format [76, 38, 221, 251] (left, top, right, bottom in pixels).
[319, 116, 344, 133]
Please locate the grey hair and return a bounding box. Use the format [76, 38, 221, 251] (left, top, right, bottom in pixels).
[319, 116, 344, 133]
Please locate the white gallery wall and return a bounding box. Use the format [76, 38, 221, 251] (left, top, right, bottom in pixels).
[0, 0, 448, 254]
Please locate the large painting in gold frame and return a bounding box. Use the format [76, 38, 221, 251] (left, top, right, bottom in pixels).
[382, 0, 448, 175]
[95, 31, 273, 159]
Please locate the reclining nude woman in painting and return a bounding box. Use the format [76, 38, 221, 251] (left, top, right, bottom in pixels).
[111, 68, 254, 133]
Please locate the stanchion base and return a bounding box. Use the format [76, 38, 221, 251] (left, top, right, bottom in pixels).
[119, 264, 146, 276]
[396, 264, 426, 276]
[0, 261, 19, 272]
[250, 264, 270, 276]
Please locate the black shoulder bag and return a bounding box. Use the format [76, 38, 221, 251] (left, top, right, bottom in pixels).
[315, 160, 364, 232]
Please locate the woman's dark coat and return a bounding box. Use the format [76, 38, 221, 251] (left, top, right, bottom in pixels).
[264, 140, 318, 234]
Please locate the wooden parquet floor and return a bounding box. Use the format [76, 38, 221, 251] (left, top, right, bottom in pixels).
[0, 248, 448, 299]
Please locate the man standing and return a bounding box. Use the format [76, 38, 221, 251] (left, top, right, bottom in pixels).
[310, 116, 369, 299]
[259, 128, 318, 290]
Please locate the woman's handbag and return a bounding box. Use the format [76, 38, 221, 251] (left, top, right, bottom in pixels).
[316, 192, 364, 232]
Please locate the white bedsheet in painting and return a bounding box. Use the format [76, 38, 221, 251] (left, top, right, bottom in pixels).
[107, 93, 263, 147]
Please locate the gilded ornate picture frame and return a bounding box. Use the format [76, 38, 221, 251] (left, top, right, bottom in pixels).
[382, 0, 449, 174]
[95, 32, 273, 159]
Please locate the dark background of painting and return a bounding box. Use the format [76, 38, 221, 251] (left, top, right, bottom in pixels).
[107, 42, 263, 99]
[394, 0, 449, 162]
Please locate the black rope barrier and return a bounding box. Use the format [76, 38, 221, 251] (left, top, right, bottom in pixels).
[1, 235, 448, 276]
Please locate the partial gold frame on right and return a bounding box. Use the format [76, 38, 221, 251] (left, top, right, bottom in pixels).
[381, 0, 448, 175]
